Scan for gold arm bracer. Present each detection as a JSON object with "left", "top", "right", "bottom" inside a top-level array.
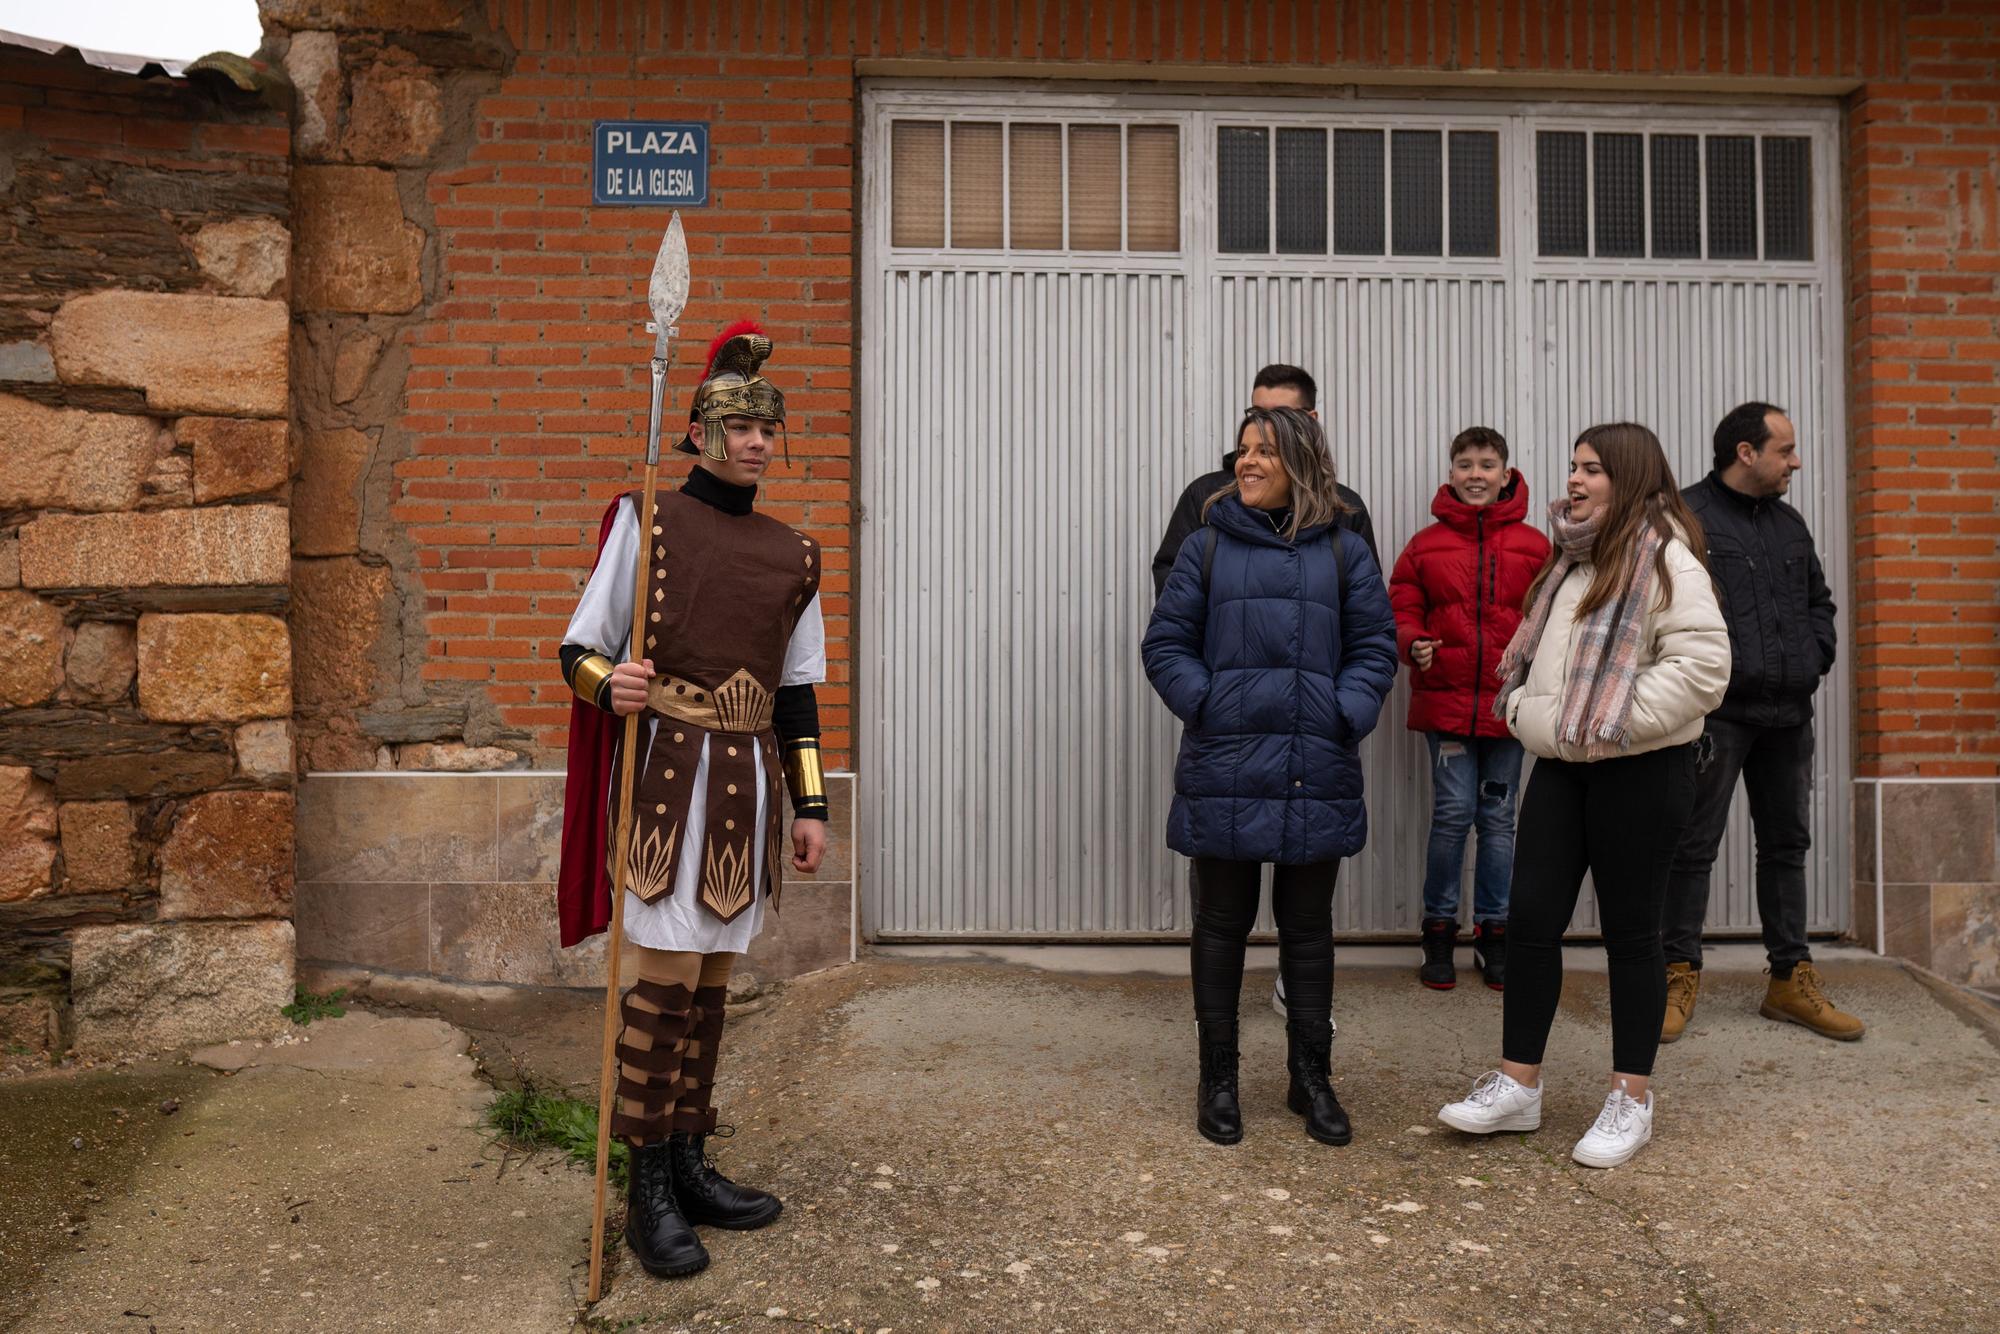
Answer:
[
  {"left": 782, "top": 738, "right": 828, "bottom": 820},
  {"left": 567, "top": 651, "right": 616, "bottom": 709}
]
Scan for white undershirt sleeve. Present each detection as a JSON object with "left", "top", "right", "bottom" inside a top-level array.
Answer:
[
  {"left": 781, "top": 593, "right": 827, "bottom": 687},
  {"left": 563, "top": 497, "right": 639, "bottom": 662}
]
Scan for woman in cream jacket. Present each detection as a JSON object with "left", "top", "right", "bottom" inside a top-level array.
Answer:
[{"left": 1438, "top": 422, "right": 1729, "bottom": 1169}]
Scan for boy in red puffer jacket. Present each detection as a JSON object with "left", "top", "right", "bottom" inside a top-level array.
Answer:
[{"left": 1389, "top": 427, "right": 1552, "bottom": 992}]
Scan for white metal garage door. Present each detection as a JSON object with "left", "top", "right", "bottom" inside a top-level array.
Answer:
[{"left": 859, "top": 88, "right": 1847, "bottom": 939}]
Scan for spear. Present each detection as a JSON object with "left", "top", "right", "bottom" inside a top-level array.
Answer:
[{"left": 588, "top": 212, "right": 689, "bottom": 1303}]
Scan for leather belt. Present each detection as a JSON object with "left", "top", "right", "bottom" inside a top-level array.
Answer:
[{"left": 645, "top": 669, "right": 774, "bottom": 734}]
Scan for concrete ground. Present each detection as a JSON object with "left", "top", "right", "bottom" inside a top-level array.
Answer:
[{"left": 2, "top": 944, "right": 1997, "bottom": 1333}]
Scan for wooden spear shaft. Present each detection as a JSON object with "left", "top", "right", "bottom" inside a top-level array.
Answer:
[{"left": 586, "top": 349, "right": 669, "bottom": 1303}]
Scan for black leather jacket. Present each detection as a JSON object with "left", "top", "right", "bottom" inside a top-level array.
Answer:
[{"left": 1683, "top": 472, "right": 1836, "bottom": 728}]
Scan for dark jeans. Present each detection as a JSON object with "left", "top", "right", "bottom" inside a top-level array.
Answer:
[
  {"left": 1663, "top": 716, "right": 1814, "bottom": 974},
  {"left": 1190, "top": 858, "right": 1339, "bottom": 1033},
  {"left": 1502, "top": 744, "right": 1697, "bottom": 1079},
  {"left": 1420, "top": 732, "right": 1526, "bottom": 925}
]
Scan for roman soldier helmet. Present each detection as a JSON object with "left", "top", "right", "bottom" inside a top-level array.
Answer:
[{"left": 677, "top": 318, "right": 785, "bottom": 462}]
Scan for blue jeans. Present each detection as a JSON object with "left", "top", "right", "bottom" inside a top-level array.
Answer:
[{"left": 1420, "top": 732, "right": 1525, "bottom": 926}]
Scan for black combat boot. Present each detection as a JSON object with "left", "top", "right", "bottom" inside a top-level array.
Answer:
[
  {"left": 624, "top": 1142, "right": 709, "bottom": 1278},
  {"left": 1195, "top": 1020, "right": 1243, "bottom": 1145},
  {"left": 1419, "top": 917, "right": 1459, "bottom": 990},
  {"left": 1473, "top": 922, "right": 1507, "bottom": 991},
  {"left": 1285, "top": 1022, "right": 1352, "bottom": 1146},
  {"left": 669, "top": 1131, "right": 783, "bottom": 1230}
]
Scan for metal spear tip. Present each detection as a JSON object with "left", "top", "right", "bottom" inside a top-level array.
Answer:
[{"left": 648, "top": 212, "right": 690, "bottom": 356}]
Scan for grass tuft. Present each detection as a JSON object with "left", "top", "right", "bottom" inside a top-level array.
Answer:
[{"left": 485, "top": 1080, "right": 629, "bottom": 1189}]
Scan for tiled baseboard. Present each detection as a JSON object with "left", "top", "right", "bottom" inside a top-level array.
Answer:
[
  {"left": 294, "top": 771, "right": 855, "bottom": 985},
  {"left": 1853, "top": 779, "right": 2000, "bottom": 990}
]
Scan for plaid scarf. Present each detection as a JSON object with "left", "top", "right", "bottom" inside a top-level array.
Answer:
[{"left": 1493, "top": 499, "right": 1666, "bottom": 755}]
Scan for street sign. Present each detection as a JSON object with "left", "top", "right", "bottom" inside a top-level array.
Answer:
[{"left": 592, "top": 121, "right": 709, "bottom": 207}]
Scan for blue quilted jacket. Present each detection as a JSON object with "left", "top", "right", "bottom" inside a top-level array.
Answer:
[{"left": 1142, "top": 495, "right": 1399, "bottom": 865}]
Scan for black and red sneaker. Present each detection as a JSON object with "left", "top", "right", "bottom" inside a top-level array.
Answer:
[
  {"left": 1419, "top": 917, "right": 1458, "bottom": 990},
  {"left": 1473, "top": 922, "right": 1506, "bottom": 991}
]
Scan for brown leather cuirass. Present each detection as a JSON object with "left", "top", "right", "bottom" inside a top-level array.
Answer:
[{"left": 614, "top": 490, "right": 820, "bottom": 922}]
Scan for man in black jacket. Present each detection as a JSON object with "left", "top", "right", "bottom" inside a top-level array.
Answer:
[
  {"left": 1150, "top": 364, "right": 1377, "bottom": 601},
  {"left": 1660, "top": 402, "right": 1863, "bottom": 1044},
  {"left": 1151, "top": 364, "right": 1378, "bottom": 1024}
]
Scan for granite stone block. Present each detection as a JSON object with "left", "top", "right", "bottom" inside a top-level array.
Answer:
[
  {"left": 1879, "top": 783, "right": 1999, "bottom": 885},
  {"left": 495, "top": 774, "right": 564, "bottom": 882},
  {"left": 296, "top": 774, "right": 496, "bottom": 883},
  {"left": 294, "top": 880, "right": 428, "bottom": 973}
]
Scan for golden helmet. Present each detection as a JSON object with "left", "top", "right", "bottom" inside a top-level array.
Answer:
[{"left": 677, "top": 319, "right": 785, "bottom": 462}]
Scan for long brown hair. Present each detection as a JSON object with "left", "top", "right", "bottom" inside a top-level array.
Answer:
[
  {"left": 1522, "top": 422, "right": 1708, "bottom": 616},
  {"left": 1201, "top": 406, "right": 1351, "bottom": 542}
]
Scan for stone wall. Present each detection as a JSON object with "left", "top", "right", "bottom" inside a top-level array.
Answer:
[
  {"left": 266, "top": 2, "right": 516, "bottom": 775},
  {"left": 0, "top": 46, "right": 299, "bottom": 1056},
  {"left": 292, "top": 771, "right": 855, "bottom": 986}
]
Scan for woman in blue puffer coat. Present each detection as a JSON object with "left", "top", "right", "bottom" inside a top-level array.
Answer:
[{"left": 1142, "top": 406, "right": 1399, "bottom": 1149}]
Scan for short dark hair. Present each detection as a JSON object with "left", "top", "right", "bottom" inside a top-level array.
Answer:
[
  {"left": 1451, "top": 426, "right": 1508, "bottom": 464},
  {"left": 1713, "top": 401, "right": 1785, "bottom": 472},
  {"left": 1252, "top": 363, "right": 1317, "bottom": 411}
]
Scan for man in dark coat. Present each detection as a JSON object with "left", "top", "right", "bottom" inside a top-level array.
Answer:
[
  {"left": 1660, "top": 402, "right": 1862, "bottom": 1044},
  {"left": 1150, "top": 364, "right": 1377, "bottom": 601}
]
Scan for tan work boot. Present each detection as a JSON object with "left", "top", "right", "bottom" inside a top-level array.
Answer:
[
  {"left": 1760, "top": 961, "right": 1866, "bottom": 1041},
  {"left": 1660, "top": 962, "right": 1700, "bottom": 1043}
]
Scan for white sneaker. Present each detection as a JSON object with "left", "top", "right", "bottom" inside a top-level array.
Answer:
[
  {"left": 1437, "top": 1071, "right": 1543, "bottom": 1135},
  {"left": 1571, "top": 1087, "right": 1653, "bottom": 1168},
  {"left": 1270, "top": 976, "right": 1336, "bottom": 1039}
]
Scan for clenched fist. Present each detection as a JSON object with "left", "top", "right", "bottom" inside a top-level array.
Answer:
[{"left": 609, "top": 659, "right": 653, "bottom": 715}]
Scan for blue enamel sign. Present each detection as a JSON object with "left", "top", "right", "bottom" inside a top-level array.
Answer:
[{"left": 593, "top": 121, "right": 709, "bottom": 207}]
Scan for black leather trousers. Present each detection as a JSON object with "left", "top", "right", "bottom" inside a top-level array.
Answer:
[{"left": 1189, "top": 858, "right": 1339, "bottom": 1030}]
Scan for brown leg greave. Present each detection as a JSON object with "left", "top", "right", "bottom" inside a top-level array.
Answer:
[
  {"left": 611, "top": 978, "right": 694, "bottom": 1147},
  {"left": 669, "top": 984, "right": 727, "bottom": 1136}
]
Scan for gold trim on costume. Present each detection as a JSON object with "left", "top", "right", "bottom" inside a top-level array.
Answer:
[
  {"left": 699, "top": 836, "right": 755, "bottom": 920},
  {"left": 625, "top": 820, "right": 681, "bottom": 904}
]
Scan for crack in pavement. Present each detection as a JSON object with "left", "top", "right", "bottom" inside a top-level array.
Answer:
[{"left": 1521, "top": 1134, "right": 1720, "bottom": 1332}]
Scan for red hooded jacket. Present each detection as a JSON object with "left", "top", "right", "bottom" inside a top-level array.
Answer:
[{"left": 1388, "top": 471, "right": 1552, "bottom": 738}]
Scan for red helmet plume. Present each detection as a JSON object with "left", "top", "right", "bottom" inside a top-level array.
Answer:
[{"left": 703, "top": 319, "right": 766, "bottom": 379}]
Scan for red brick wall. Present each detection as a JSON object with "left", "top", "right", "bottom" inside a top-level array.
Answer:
[
  {"left": 1847, "top": 0, "right": 2000, "bottom": 776},
  {"left": 386, "top": 0, "right": 1991, "bottom": 776}
]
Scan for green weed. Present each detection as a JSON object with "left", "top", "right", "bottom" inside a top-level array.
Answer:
[
  {"left": 281, "top": 985, "right": 348, "bottom": 1026},
  {"left": 486, "top": 1081, "right": 628, "bottom": 1189}
]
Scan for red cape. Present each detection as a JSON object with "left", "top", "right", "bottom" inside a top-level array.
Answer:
[{"left": 557, "top": 494, "right": 630, "bottom": 948}]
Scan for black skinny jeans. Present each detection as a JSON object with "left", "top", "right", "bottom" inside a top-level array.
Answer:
[
  {"left": 1502, "top": 744, "right": 1698, "bottom": 1078},
  {"left": 1663, "top": 716, "right": 1815, "bottom": 974},
  {"left": 1190, "top": 858, "right": 1339, "bottom": 1033}
]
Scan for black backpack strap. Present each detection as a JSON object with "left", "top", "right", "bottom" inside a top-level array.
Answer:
[
  {"left": 1201, "top": 525, "right": 1219, "bottom": 598},
  {"left": 1330, "top": 526, "right": 1343, "bottom": 615}
]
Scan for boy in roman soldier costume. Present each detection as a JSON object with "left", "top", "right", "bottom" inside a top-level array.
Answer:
[{"left": 556, "top": 320, "right": 828, "bottom": 1279}]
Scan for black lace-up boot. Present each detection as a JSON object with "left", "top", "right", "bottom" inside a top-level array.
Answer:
[
  {"left": 669, "top": 1130, "right": 783, "bottom": 1230},
  {"left": 1419, "top": 917, "right": 1459, "bottom": 990},
  {"left": 624, "top": 1142, "right": 709, "bottom": 1278},
  {"left": 1196, "top": 1020, "right": 1242, "bottom": 1145},
  {"left": 1285, "top": 1022, "right": 1352, "bottom": 1146},
  {"left": 1473, "top": 922, "right": 1507, "bottom": 991}
]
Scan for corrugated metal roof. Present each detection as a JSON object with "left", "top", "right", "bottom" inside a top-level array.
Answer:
[
  {"left": 0, "top": 1, "right": 260, "bottom": 79},
  {"left": 0, "top": 29, "right": 195, "bottom": 77}
]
